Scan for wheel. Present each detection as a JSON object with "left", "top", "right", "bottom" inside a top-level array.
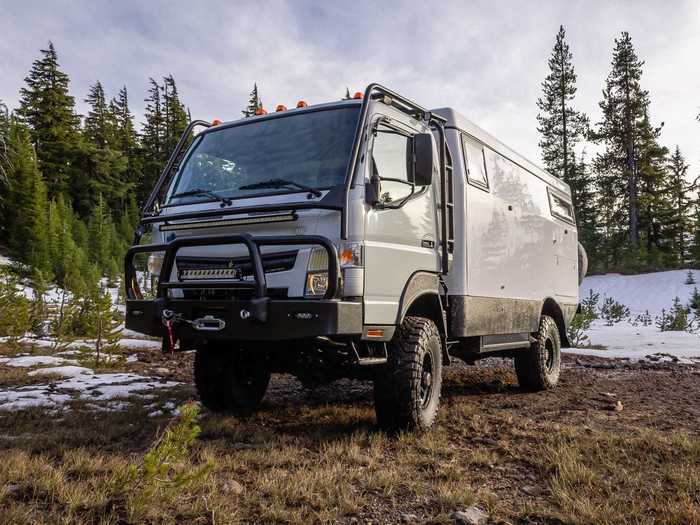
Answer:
[
  {"left": 514, "top": 315, "right": 561, "bottom": 391},
  {"left": 373, "top": 316, "right": 443, "bottom": 431},
  {"left": 194, "top": 340, "right": 271, "bottom": 415}
]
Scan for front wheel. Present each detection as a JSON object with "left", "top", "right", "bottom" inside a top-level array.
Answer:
[
  {"left": 514, "top": 315, "right": 561, "bottom": 391},
  {"left": 374, "top": 316, "right": 443, "bottom": 432},
  {"left": 194, "top": 341, "right": 271, "bottom": 416}
]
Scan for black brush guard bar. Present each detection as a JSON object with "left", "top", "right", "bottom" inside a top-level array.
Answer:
[{"left": 125, "top": 233, "right": 340, "bottom": 323}]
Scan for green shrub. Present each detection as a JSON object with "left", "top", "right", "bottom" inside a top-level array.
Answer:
[
  {"left": 567, "top": 310, "right": 596, "bottom": 347},
  {"left": 580, "top": 289, "right": 600, "bottom": 318},
  {"left": 0, "top": 268, "right": 32, "bottom": 347},
  {"left": 689, "top": 287, "right": 700, "bottom": 314},
  {"left": 632, "top": 310, "right": 653, "bottom": 327},
  {"left": 655, "top": 297, "right": 693, "bottom": 332},
  {"left": 117, "top": 402, "right": 212, "bottom": 522},
  {"left": 599, "top": 297, "right": 630, "bottom": 326}
]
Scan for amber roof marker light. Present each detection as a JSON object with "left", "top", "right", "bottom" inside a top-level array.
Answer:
[
  {"left": 254, "top": 107, "right": 268, "bottom": 116},
  {"left": 211, "top": 119, "right": 222, "bottom": 126},
  {"left": 353, "top": 92, "right": 363, "bottom": 99},
  {"left": 276, "top": 104, "right": 287, "bottom": 112},
  {"left": 296, "top": 100, "right": 308, "bottom": 108}
]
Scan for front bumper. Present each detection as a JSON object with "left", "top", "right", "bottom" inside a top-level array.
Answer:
[
  {"left": 124, "top": 232, "right": 362, "bottom": 341},
  {"left": 126, "top": 298, "right": 362, "bottom": 341}
]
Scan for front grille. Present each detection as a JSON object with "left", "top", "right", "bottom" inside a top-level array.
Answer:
[
  {"left": 176, "top": 250, "right": 298, "bottom": 281},
  {"left": 182, "top": 287, "right": 289, "bottom": 300}
]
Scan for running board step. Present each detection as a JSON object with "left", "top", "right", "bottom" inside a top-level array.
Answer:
[{"left": 480, "top": 333, "right": 532, "bottom": 352}]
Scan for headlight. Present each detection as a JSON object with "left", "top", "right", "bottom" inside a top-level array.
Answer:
[
  {"left": 305, "top": 271, "right": 329, "bottom": 297},
  {"left": 305, "top": 247, "right": 329, "bottom": 297},
  {"left": 147, "top": 252, "right": 165, "bottom": 277}
]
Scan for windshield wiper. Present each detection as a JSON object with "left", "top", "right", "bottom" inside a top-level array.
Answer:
[
  {"left": 238, "top": 178, "right": 322, "bottom": 197},
  {"left": 170, "top": 188, "right": 233, "bottom": 206}
]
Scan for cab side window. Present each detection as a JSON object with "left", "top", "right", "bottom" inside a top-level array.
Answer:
[
  {"left": 372, "top": 124, "right": 414, "bottom": 203},
  {"left": 461, "top": 135, "right": 489, "bottom": 190}
]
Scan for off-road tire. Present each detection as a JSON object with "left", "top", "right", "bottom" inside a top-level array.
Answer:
[
  {"left": 514, "top": 315, "right": 561, "bottom": 391},
  {"left": 373, "top": 316, "right": 443, "bottom": 432},
  {"left": 194, "top": 341, "right": 271, "bottom": 415}
]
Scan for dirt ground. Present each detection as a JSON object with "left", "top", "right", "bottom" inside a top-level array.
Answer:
[{"left": 0, "top": 346, "right": 698, "bottom": 524}]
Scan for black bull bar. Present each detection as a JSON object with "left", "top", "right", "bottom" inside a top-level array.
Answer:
[{"left": 124, "top": 233, "right": 362, "bottom": 341}]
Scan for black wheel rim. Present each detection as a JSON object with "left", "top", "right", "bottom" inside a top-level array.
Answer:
[
  {"left": 544, "top": 338, "right": 555, "bottom": 371},
  {"left": 420, "top": 352, "right": 433, "bottom": 408}
]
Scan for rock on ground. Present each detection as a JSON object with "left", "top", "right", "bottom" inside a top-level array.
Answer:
[{"left": 451, "top": 506, "right": 488, "bottom": 525}]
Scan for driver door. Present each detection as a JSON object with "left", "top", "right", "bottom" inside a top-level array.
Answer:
[{"left": 363, "top": 120, "right": 440, "bottom": 325}]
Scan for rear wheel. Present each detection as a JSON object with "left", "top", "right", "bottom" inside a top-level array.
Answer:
[
  {"left": 373, "top": 316, "right": 443, "bottom": 431},
  {"left": 194, "top": 341, "right": 271, "bottom": 415},
  {"left": 514, "top": 315, "right": 561, "bottom": 391}
]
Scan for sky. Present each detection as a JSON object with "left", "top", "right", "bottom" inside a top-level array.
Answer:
[{"left": 1, "top": 0, "right": 699, "bottom": 171}]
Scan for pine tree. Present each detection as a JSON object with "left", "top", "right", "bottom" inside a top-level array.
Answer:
[
  {"left": 570, "top": 153, "right": 601, "bottom": 268},
  {"left": 162, "top": 75, "right": 189, "bottom": 155},
  {"left": 592, "top": 32, "right": 651, "bottom": 250},
  {"left": 634, "top": 109, "right": 669, "bottom": 268},
  {"left": 16, "top": 42, "right": 80, "bottom": 198},
  {"left": 664, "top": 147, "right": 698, "bottom": 266},
  {"left": 140, "top": 78, "right": 165, "bottom": 203},
  {"left": 0, "top": 100, "right": 11, "bottom": 238},
  {"left": 4, "top": 120, "right": 50, "bottom": 273},
  {"left": 88, "top": 193, "right": 115, "bottom": 273},
  {"left": 242, "top": 83, "right": 262, "bottom": 116},
  {"left": 110, "top": 86, "right": 142, "bottom": 197},
  {"left": 0, "top": 99, "right": 9, "bottom": 191},
  {"left": 84, "top": 81, "right": 113, "bottom": 147},
  {"left": 536, "top": 26, "right": 588, "bottom": 184},
  {"left": 78, "top": 81, "right": 129, "bottom": 214}
]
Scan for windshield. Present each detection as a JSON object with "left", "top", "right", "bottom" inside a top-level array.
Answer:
[{"left": 165, "top": 106, "right": 359, "bottom": 206}]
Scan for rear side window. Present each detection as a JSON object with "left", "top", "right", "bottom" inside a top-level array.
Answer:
[
  {"left": 461, "top": 135, "right": 489, "bottom": 190},
  {"left": 549, "top": 190, "right": 575, "bottom": 223}
]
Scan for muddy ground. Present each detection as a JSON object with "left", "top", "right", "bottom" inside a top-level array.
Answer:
[{"left": 1, "top": 347, "right": 699, "bottom": 524}]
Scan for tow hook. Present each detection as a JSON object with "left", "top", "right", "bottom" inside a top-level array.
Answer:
[{"left": 161, "top": 309, "right": 176, "bottom": 355}]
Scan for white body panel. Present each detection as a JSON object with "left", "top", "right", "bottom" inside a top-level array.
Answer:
[{"left": 433, "top": 107, "right": 579, "bottom": 330}]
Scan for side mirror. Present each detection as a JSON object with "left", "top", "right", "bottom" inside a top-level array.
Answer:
[
  {"left": 365, "top": 173, "right": 381, "bottom": 205},
  {"left": 413, "top": 133, "right": 434, "bottom": 186}
]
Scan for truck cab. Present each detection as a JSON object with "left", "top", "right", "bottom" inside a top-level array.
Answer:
[{"left": 125, "top": 84, "right": 583, "bottom": 431}]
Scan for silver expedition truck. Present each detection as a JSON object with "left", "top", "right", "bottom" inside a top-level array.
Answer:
[{"left": 125, "top": 84, "right": 586, "bottom": 431}]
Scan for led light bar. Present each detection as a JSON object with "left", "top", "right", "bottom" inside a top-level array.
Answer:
[
  {"left": 179, "top": 268, "right": 242, "bottom": 281},
  {"left": 159, "top": 211, "right": 297, "bottom": 232}
]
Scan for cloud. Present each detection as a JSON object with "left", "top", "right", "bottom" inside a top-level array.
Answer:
[{"left": 1, "top": 0, "right": 698, "bottom": 168}]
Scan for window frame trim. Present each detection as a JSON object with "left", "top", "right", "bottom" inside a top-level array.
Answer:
[
  {"left": 368, "top": 116, "right": 428, "bottom": 209},
  {"left": 460, "top": 133, "right": 490, "bottom": 193},
  {"left": 547, "top": 186, "right": 576, "bottom": 225}
]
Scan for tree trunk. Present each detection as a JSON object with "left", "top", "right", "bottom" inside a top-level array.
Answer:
[{"left": 624, "top": 73, "right": 638, "bottom": 247}]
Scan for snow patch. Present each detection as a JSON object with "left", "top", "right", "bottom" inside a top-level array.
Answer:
[
  {"left": 0, "top": 371, "right": 181, "bottom": 411},
  {"left": 0, "top": 355, "right": 77, "bottom": 367},
  {"left": 570, "top": 270, "right": 700, "bottom": 361},
  {"left": 28, "top": 366, "right": 94, "bottom": 378},
  {"left": 581, "top": 269, "right": 699, "bottom": 316}
]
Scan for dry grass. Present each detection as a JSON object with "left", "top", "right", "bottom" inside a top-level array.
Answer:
[{"left": 0, "top": 346, "right": 699, "bottom": 524}]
